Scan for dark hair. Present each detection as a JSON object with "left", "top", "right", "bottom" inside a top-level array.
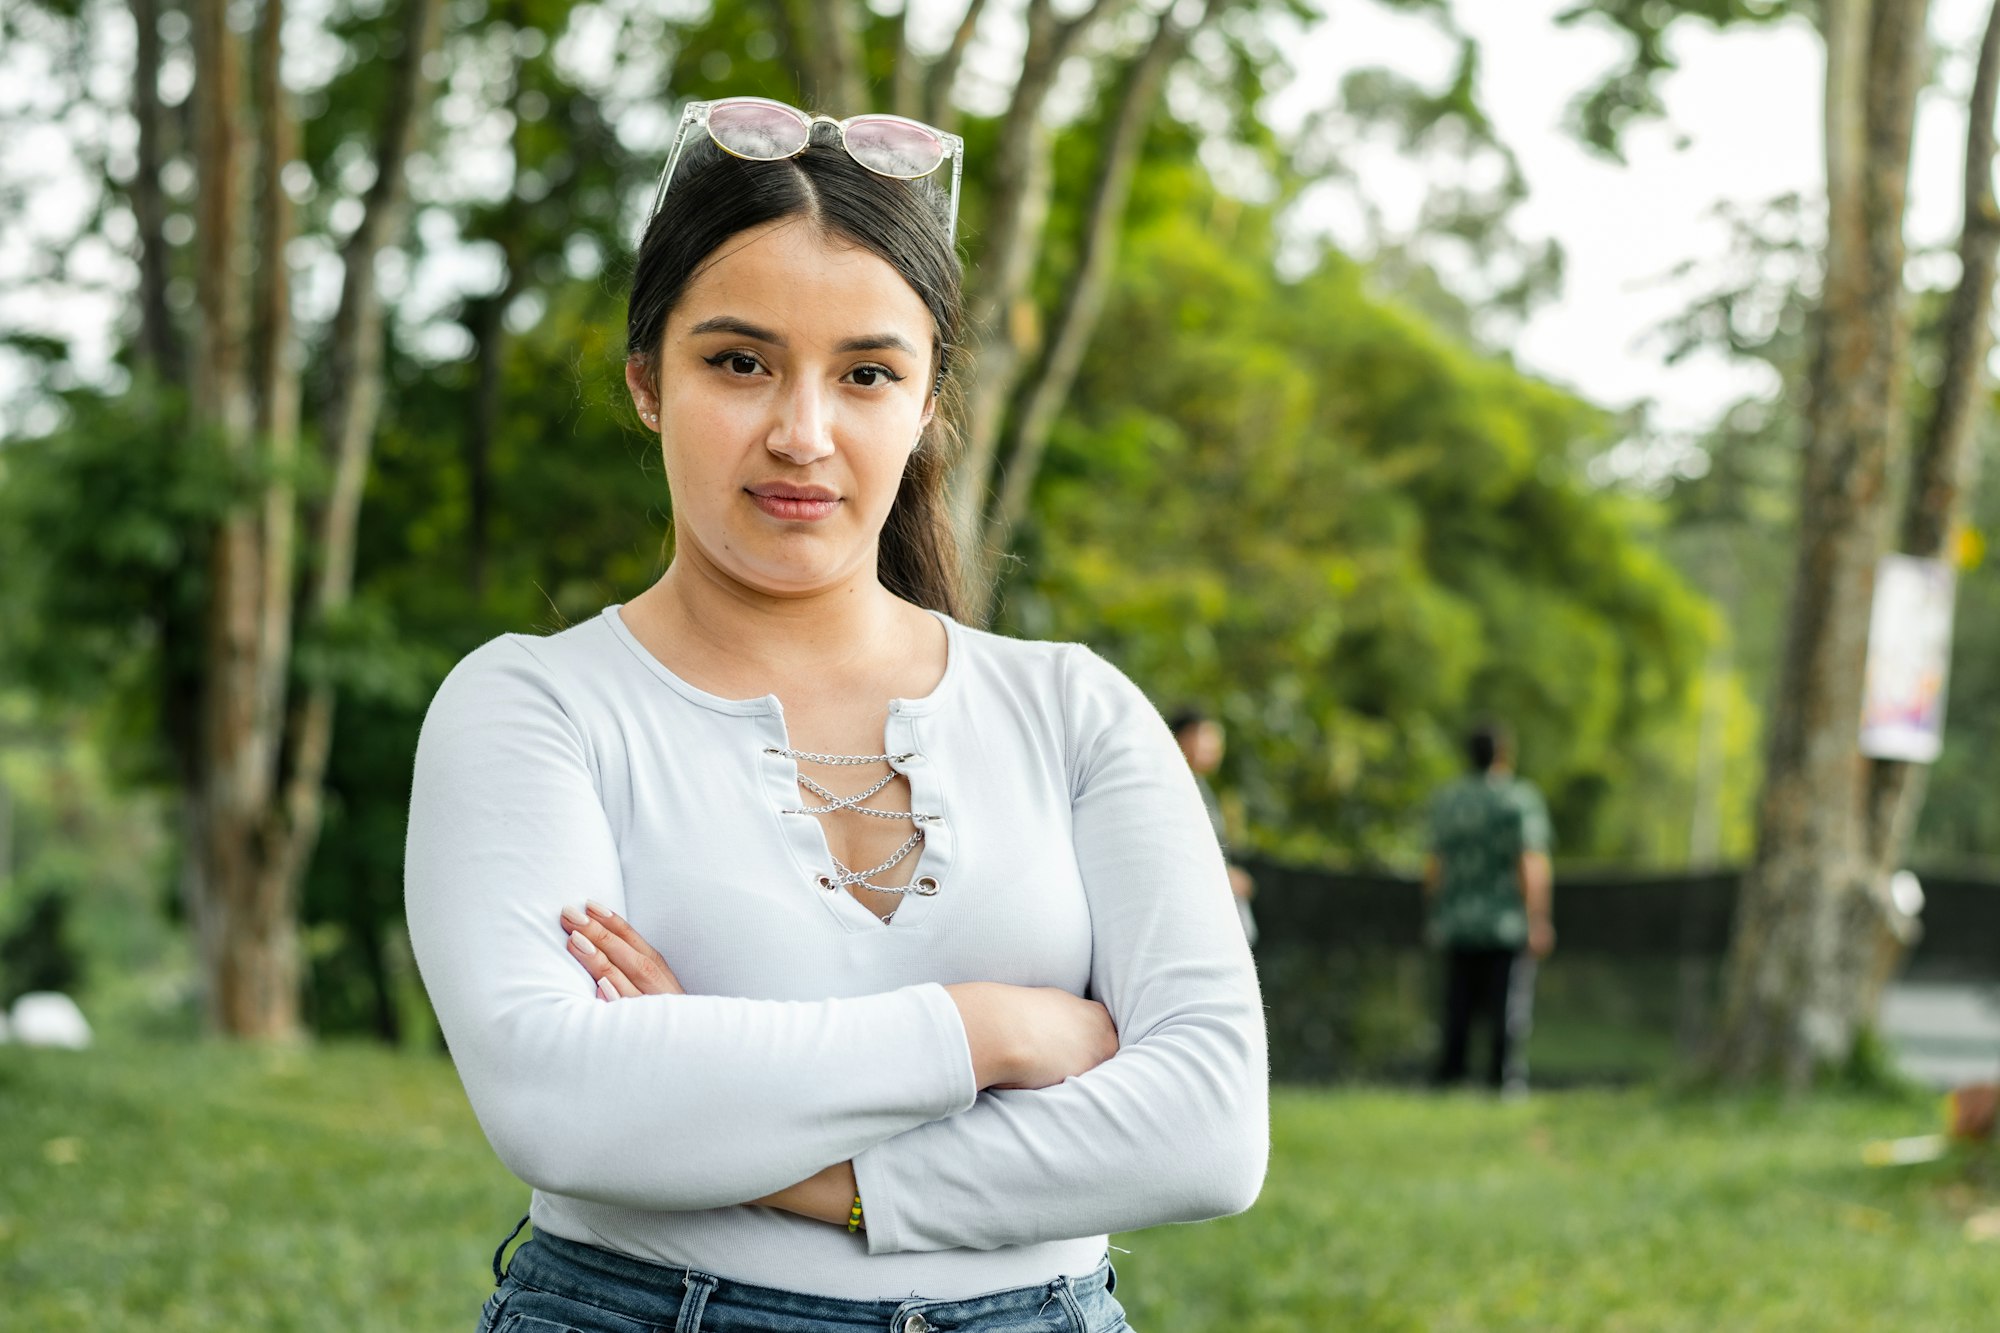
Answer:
[
  {"left": 1468, "top": 721, "right": 1513, "bottom": 773},
  {"left": 1167, "top": 707, "right": 1212, "bottom": 738},
  {"left": 626, "top": 130, "right": 965, "bottom": 617}
]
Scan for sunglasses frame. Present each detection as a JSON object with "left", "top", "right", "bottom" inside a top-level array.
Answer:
[{"left": 646, "top": 96, "right": 965, "bottom": 246}]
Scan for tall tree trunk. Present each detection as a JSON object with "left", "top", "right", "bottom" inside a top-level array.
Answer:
[
  {"left": 191, "top": 0, "right": 293, "bottom": 1036},
  {"left": 788, "top": 0, "right": 866, "bottom": 110},
  {"left": 973, "top": 3, "right": 1213, "bottom": 606},
  {"left": 890, "top": 0, "right": 920, "bottom": 120},
  {"left": 1849, "top": 0, "right": 2000, "bottom": 1011},
  {"left": 1711, "top": 0, "right": 1930, "bottom": 1087},
  {"left": 465, "top": 288, "right": 509, "bottom": 597},
  {"left": 922, "top": 0, "right": 990, "bottom": 129},
  {"left": 463, "top": 24, "right": 528, "bottom": 599},
  {"left": 946, "top": 0, "right": 1132, "bottom": 596},
  {"left": 129, "top": 0, "right": 184, "bottom": 383},
  {"left": 178, "top": 0, "right": 442, "bottom": 1037},
  {"left": 252, "top": 0, "right": 301, "bottom": 843},
  {"left": 277, "top": 0, "right": 445, "bottom": 926}
]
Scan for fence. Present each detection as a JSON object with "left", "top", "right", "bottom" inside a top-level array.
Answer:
[{"left": 1243, "top": 858, "right": 2000, "bottom": 1084}]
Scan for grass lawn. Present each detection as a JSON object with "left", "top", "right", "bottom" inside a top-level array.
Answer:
[{"left": 1, "top": 1040, "right": 1995, "bottom": 1331}]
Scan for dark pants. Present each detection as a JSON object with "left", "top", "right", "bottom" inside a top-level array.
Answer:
[{"left": 1435, "top": 946, "right": 1536, "bottom": 1090}]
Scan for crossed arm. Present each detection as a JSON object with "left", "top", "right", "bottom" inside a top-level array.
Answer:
[
  {"left": 555, "top": 898, "right": 1121, "bottom": 1227},
  {"left": 405, "top": 639, "right": 1268, "bottom": 1254}
]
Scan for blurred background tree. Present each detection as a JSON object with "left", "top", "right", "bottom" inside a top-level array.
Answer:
[
  {"left": 1569, "top": 0, "right": 2000, "bottom": 1085},
  {"left": 0, "top": 0, "right": 1817, "bottom": 1051}
]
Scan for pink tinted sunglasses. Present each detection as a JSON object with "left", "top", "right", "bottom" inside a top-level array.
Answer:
[{"left": 648, "top": 96, "right": 965, "bottom": 245}]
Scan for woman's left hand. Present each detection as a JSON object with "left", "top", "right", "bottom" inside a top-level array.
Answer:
[{"left": 560, "top": 901, "right": 686, "bottom": 998}]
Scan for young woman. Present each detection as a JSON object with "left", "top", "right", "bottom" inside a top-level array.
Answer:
[{"left": 405, "top": 96, "right": 1267, "bottom": 1333}]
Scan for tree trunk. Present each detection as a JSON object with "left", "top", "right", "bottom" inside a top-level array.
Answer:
[
  {"left": 464, "top": 28, "right": 529, "bottom": 599},
  {"left": 191, "top": 0, "right": 296, "bottom": 1037},
  {"left": 176, "top": 0, "right": 442, "bottom": 1038},
  {"left": 922, "top": 0, "right": 991, "bottom": 129},
  {"left": 1848, "top": 0, "right": 2000, "bottom": 1018},
  {"left": 946, "top": 0, "right": 1135, "bottom": 599},
  {"left": 1710, "top": 0, "right": 1930, "bottom": 1087},
  {"left": 789, "top": 0, "right": 866, "bottom": 110},
  {"left": 890, "top": 1, "right": 920, "bottom": 121},
  {"left": 252, "top": 0, "right": 301, "bottom": 857},
  {"left": 465, "top": 288, "right": 508, "bottom": 597},
  {"left": 277, "top": 0, "right": 445, "bottom": 922},
  {"left": 129, "top": 0, "right": 184, "bottom": 383},
  {"left": 973, "top": 3, "right": 1213, "bottom": 607}
]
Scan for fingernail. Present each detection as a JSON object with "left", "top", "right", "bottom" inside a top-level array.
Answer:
[
  {"left": 569, "top": 931, "right": 596, "bottom": 956},
  {"left": 597, "top": 977, "right": 618, "bottom": 1002},
  {"left": 561, "top": 904, "right": 588, "bottom": 928},
  {"left": 586, "top": 899, "right": 613, "bottom": 918}
]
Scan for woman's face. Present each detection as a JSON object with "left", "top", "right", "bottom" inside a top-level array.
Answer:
[{"left": 627, "top": 218, "right": 937, "bottom": 599}]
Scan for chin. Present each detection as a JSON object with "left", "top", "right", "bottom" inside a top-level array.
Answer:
[{"left": 727, "top": 550, "right": 868, "bottom": 596}]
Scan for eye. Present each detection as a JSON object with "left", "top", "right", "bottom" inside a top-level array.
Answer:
[
  {"left": 845, "top": 364, "right": 904, "bottom": 388},
  {"left": 704, "top": 350, "right": 766, "bottom": 376}
]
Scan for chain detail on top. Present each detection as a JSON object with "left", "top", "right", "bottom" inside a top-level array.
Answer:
[
  {"left": 766, "top": 746, "right": 916, "bottom": 768},
  {"left": 767, "top": 745, "right": 943, "bottom": 903}
]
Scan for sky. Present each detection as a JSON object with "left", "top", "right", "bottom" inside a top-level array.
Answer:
[
  {"left": 2, "top": 0, "right": 1996, "bottom": 447},
  {"left": 1269, "top": 0, "right": 1992, "bottom": 439}
]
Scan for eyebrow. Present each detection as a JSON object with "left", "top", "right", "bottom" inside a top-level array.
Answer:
[{"left": 686, "top": 315, "right": 918, "bottom": 358}]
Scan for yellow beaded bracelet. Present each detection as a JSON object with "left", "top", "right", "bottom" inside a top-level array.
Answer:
[{"left": 847, "top": 1193, "right": 864, "bottom": 1233}]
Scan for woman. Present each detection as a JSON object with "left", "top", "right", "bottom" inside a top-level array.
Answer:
[{"left": 406, "top": 96, "right": 1267, "bottom": 1333}]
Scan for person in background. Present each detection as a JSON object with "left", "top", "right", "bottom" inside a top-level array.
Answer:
[
  {"left": 1423, "top": 721, "right": 1553, "bottom": 1092},
  {"left": 1171, "top": 708, "right": 1258, "bottom": 946}
]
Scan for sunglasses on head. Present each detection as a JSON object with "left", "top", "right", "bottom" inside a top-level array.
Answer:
[{"left": 647, "top": 96, "right": 966, "bottom": 245}]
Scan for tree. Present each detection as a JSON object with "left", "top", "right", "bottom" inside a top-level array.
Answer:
[
  {"left": 6, "top": 0, "right": 1299, "bottom": 1035},
  {"left": 728, "top": 0, "right": 1294, "bottom": 612},
  {"left": 1, "top": 0, "right": 1709, "bottom": 1042},
  {"left": 1005, "top": 150, "right": 1715, "bottom": 867},
  {"left": 1571, "top": 0, "right": 2000, "bottom": 1083},
  {"left": 1, "top": 0, "right": 446, "bottom": 1038}
]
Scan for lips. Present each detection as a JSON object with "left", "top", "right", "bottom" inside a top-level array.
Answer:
[{"left": 746, "top": 482, "right": 841, "bottom": 522}]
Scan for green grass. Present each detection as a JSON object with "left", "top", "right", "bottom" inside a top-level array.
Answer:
[{"left": 1, "top": 1041, "right": 1995, "bottom": 1331}]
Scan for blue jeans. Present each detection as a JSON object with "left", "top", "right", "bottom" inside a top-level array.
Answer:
[{"left": 476, "top": 1216, "right": 1133, "bottom": 1333}]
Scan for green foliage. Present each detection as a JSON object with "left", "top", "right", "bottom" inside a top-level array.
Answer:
[
  {"left": 1004, "top": 163, "right": 1716, "bottom": 867},
  {"left": 0, "top": 0, "right": 1738, "bottom": 1044},
  {"left": 0, "top": 698, "right": 186, "bottom": 1032},
  {"left": 1, "top": 1042, "right": 1993, "bottom": 1329},
  {"left": 0, "top": 890, "right": 81, "bottom": 1007},
  {"left": 1558, "top": 0, "right": 1807, "bottom": 158},
  {"left": 1292, "top": 15, "right": 1565, "bottom": 343},
  {"left": 0, "top": 377, "right": 244, "bottom": 787}
]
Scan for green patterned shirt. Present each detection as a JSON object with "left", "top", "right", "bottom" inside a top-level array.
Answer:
[{"left": 1424, "top": 773, "right": 1551, "bottom": 950}]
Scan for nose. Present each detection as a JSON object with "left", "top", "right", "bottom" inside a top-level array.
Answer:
[{"left": 766, "top": 377, "right": 836, "bottom": 466}]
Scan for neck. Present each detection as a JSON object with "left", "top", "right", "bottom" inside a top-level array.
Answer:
[{"left": 644, "top": 539, "right": 903, "bottom": 684}]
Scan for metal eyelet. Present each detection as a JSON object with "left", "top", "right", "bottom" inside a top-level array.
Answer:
[
  {"left": 912, "top": 876, "right": 941, "bottom": 896},
  {"left": 815, "top": 875, "right": 835, "bottom": 892}
]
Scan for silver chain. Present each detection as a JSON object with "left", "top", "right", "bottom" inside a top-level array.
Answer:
[
  {"left": 784, "top": 773, "right": 919, "bottom": 821},
  {"left": 768, "top": 745, "right": 943, "bottom": 901},
  {"left": 821, "top": 832, "right": 931, "bottom": 892},
  {"left": 766, "top": 745, "right": 915, "bottom": 767}
]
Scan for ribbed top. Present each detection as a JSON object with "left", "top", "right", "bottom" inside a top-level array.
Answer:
[{"left": 404, "top": 605, "right": 1269, "bottom": 1300}]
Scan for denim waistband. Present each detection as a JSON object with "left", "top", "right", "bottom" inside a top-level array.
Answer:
[{"left": 498, "top": 1224, "right": 1117, "bottom": 1333}]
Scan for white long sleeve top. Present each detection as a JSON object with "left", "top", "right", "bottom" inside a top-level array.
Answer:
[{"left": 404, "top": 604, "right": 1268, "bottom": 1301}]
